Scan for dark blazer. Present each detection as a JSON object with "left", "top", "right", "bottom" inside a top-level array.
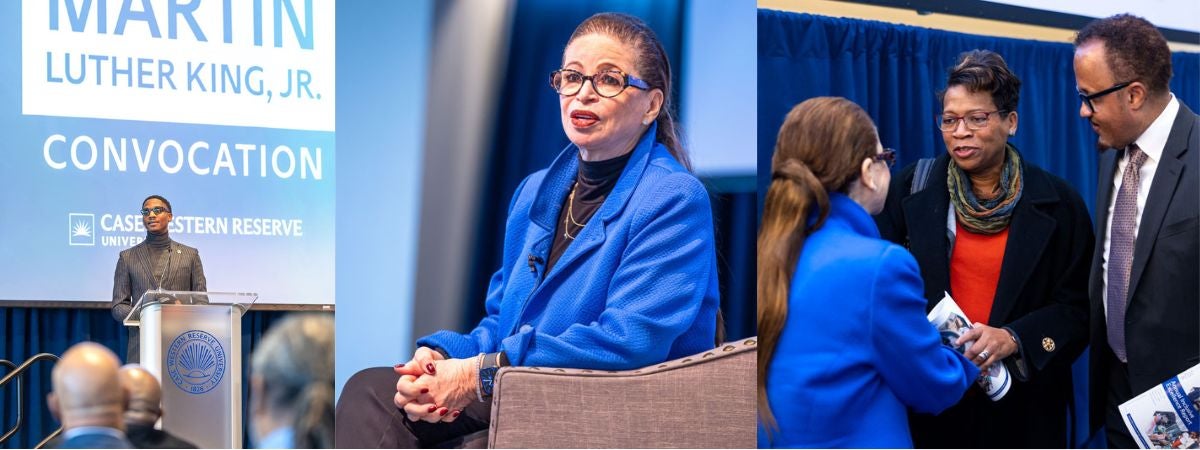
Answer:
[
  {"left": 126, "top": 424, "right": 198, "bottom": 449},
  {"left": 111, "top": 237, "right": 206, "bottom": 363},
  {"left": 875, "top": 151, "right": 1094, "bottom": 447},
  {"left": 1088, "top": 102, "right": 1200, "bottom": 433}
]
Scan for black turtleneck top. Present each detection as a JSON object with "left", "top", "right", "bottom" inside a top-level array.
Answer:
[
  {"left": 145, "top": 232, "right": 173, "bottom": 285},
  {"left": 547, "top": 151, "right": 632, "bottom": 273}
]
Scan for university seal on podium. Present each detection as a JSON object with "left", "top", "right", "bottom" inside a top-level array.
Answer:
[{"left": 167, "top": 330, "right": 227, "bottom": 395}]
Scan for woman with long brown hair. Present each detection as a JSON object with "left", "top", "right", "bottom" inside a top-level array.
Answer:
[{"left": 758, "top": 97, "right": 977, "bottom": 448}]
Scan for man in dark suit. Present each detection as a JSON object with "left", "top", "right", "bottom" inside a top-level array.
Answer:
[
  {"left": 1074, "top": 14, "right": 1200, "bottom": 448},
  {"left": 118, "top": 365, "right": 198, "bottom": 449},
  {"left": 46, "top": 342, "right": 134, "bottom": 449},
  {"left": 111, "top": 195, "right": 207, "bottom": 363}
]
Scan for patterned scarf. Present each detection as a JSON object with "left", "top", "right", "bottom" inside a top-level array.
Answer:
[{"left": 947, "top": 144, "right": 1023, "bottom": 235}]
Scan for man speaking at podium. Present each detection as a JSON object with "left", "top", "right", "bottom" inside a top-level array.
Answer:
[{"left": 110, "top": 195, "right": 207, "bottom": 363}]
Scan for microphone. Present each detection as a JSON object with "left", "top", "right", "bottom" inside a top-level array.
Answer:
[
  {"left": 527, "top": 254, "right": 543, "bottom": 274},
  {"left": 155, "top": 245, "right": 175, "bottom": 291}
]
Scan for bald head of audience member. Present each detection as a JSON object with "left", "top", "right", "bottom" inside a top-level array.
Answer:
[
  {"left": 48, "top": 342, "right": 126, "bottom": 431},
  {"left": 118, "top": 365, "right": 162, "bottom": 427}
]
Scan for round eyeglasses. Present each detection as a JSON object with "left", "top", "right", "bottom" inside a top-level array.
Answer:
[
  {"left": 550, "top": 69, "right": 650, "bottom": 98},
  {"left": 937, "top": 110, "right": 1009, "bottom": 131}
]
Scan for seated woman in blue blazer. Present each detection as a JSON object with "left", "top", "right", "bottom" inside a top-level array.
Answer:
[
  {"left": 757, "top": 97, "right": 978, "bottom": 448},
  {"left": 335, "top": 13, "right": 720, "bottom": 448}
]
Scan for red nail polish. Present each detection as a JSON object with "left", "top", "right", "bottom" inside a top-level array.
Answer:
[
  {"left": 427, "top": 405, "right": 437, "bottom": 413},
  {"left": 451, "top": 410, "right": 461, "bottom": 418},
  {"left": 394, "top": 363, "right": 404, "bottom": 369},
  {"left": 439, "top": 408, "right": 448, "bottom": 416},
  {"left": 426, "top": 363, "right": 436, "bottom": 374},
  {"left": 420, "top": 388, "right": 429, "bottom": 394}
]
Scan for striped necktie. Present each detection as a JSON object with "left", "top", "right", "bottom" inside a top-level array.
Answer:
[{"left": 1107, "top": 144, "right": 1148, "bottom": 363}]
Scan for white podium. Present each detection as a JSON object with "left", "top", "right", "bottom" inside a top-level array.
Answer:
[{"left": 125, "top": 290, "right": 256, "bottom": 449}]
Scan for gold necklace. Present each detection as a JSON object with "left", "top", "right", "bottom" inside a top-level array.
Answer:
[{"left": 564, "top": 182, "right": 585, "bottom": 239}]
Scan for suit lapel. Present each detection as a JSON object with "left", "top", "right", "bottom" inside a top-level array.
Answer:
[
  {"left": 1127, "top": 105, "right": 1196, "bottom": 305},
  {"left": 990, "top": 164, "right": 1057, "bottom": 324},
  {"left": 163, "top": 242, "right": 178, "bottom": 287},
  {"left": 527, "top": 150, "right": 578, "bottom": 235},
  {"left": 133, "top": 242, "right": 156, "bottom": 288}
]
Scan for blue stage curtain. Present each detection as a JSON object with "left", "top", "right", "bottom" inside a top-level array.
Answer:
[
  {"left": 466, "top": 0, "right": 757, "bottom": 342},
  {"left": 1, "top": 307, "right": 291, "bottom": 448},
  {"left": 757, "top": 10, "right": 1200, "bottom": 217},
  {"left": 757, "top": 9, "right": 1200, "bottom": 448}
]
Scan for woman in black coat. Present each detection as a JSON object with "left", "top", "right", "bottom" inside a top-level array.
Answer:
[{"left": 875, "top": 49, "right": 1093, "bottom": 448}]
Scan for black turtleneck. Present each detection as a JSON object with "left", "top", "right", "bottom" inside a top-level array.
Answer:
[
  {"left": 547, "top": 151, "right": 632, "bottom": 273},
  {"left": 145, "top": 232, "right": 173, "bottom": 285}
]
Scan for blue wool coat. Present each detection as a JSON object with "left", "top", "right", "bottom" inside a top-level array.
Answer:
[
  {"left": 759, "top": 194, "right": 978, "bottom": 448},
  {"left": 418, "top": 124, "right": 719, "bottom": 369}
]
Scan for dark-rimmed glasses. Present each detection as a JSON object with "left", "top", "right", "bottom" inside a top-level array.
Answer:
[
  {"left": 1078, "top": 81, "right": 1133, "bottom": 114},
  {"left": 937, "top": 110, "right": 1009, "bottom": 131},
  {"left": 550, "top": 69, "right": 650, "bottom": 98},
  {"left": 874, "top": 148, "right": 897, "bottom": 168},
  {"left": 140, "top": 207, "right": 169, "bottom": 216}
]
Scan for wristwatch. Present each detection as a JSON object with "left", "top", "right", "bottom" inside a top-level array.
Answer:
[{"left": 477, "top": 352, "right": 507, "bottom": 400}]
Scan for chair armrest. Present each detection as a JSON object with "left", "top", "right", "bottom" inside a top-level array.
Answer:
[{"left": 487, "top": 338, "right": 757, "bottom": 449}]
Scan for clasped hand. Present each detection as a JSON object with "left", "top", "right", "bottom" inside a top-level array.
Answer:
[
  {"left": 955, "top": 323, "right": 1018, "bottom": 371},
  {"left": 392, "top": 346, "right": 478, "bottom": 423}
]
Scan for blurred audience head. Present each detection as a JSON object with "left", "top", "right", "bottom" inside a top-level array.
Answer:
[
  {"left": 118, "top": 364, "right": 162, "bottom": 426},
  {"left": 48, "top": 342, "right": 126, "bottom": 431},
  {"left": 250, "top": 314, "right": 334, "bottom": 449}
]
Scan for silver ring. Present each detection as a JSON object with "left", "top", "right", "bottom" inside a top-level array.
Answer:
[{"left": 979, "top": 350, "right": 991, "bottom": 360}]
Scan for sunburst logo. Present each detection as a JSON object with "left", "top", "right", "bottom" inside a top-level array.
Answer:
[
  {"left": 177, "top": 342, "right": 219, "bottom": 383},
  {"left": 72, "top": 221, "right": 91, "bottom": 237},
  {"left": 167, "top": 330, "right": 226, "bottom": 395},
  {"left": 68, "top": 213, "right": 95, "bottom": 246}
]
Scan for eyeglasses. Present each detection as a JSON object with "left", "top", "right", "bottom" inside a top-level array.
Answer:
[
  {"left": 937, "top": 110, "right": 1009, "bottom": 131},
  {"left": 874, "top": 148, "right": 897, "bottom": 168},
  {"left": 1078, "top": 81, "right": 1133, "bottom": 114},
  {"left": 549, "top": 69, "right": 650, "bottom": 98},
  {"left": 140, "top": 207, "right": 169, "bottom": 216}
]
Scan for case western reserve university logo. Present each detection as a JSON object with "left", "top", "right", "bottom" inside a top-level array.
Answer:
[
  {"left": 68, "top": 213, "right": 94, "bottom": 246},
  {"left": 167, "top": 330, "right": 226, "bottom": 395}
]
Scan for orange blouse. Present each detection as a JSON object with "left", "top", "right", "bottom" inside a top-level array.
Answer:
[{"left": 949, "top": 221, "right": 1009, "bottom": 324}]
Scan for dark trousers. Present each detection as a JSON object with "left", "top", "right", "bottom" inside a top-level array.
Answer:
[
  {"left": 127, "top": 328, "right": 140, "bottom": 364},
  {"left": 335, "top": 367, "right": 492, "bottom": 448},
  {"left": 1104, "top": 348, "right": 1139, "bottom": 449}
]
